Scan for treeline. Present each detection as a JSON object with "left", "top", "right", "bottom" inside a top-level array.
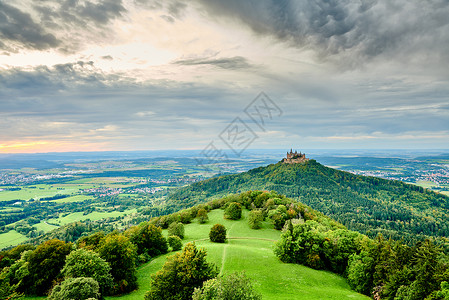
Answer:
[
  {"left": 169, "top": 160, "right": 449, "bottom": 245},
  {"left": 274, "top": 212, "right": 449, "bottom": 299}
]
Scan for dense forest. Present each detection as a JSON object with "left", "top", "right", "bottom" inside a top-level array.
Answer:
[{"left": 170, "top": 160, "right": 449, "bottom": 245}]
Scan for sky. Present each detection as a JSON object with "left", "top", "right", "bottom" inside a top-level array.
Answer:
[{"left": 0, "top": 0, "right": 448, "bottom": 153}]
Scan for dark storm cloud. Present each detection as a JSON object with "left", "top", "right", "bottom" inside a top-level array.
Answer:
[
  {"left": 0, "top": 1, "right": 60, "bottom": 51},
  {"left": 195, "top": 0, "right": 449, "bottom": 65},
  {"left": 174, "top": 56, "right": 253, "bottom": 70},
  {"left": 0, "top": 0, "right": 126, "bottom": 54},
  {"left": 34, "top": 0, "right": 126, "bottom": 27}
]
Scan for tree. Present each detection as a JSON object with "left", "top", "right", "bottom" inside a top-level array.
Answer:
[
  {"left": 62, "top": 249, "right": 113, "bottom": 297},
  {"left": 0, "top": 244, "right": 35, "bottom": 269},
  {"left": 347, "top": 251, "right": 375, "bottom": 294},
  {"left": 77, "top": 232, "right": 106, "bottom": 251},
  {"left": 192, "top": 272, "right": 261, "bottom": 300},
  {"left": 48, "top": 277, "right": 100, "bottom": 300},
  {"left": 224, "top": 202, "right": 242, "bottom": 220},
  {"left": 168, "top": 222, "right": 185, "bottom": 239},
  {"left": 22, "top": 239, "right": 72, "bottom": 295},
  {"left": 209, "top": 224, "right": 227, "bottom": 243},
  {"left": 248, "top": 210, "right": 264, "bottom": 229},
  {"left": 0, "top": 267, "right": 23, "bottom": 300},
  {"left": 98, "top": 233, "right": 137, "bottom": 294},
  {"left": 268, "top": 205, "right": 288, "bottom": 230},
  {"left": 197, "top": 208, "right": 209, "bottom": 224},
  {"left": 125, "top": 222, "right": 168, "bottom": 256},
  {"left": 167, "top": 236, "right": 183, "bottom": 251},
  {"left": 145, "top": 243, "right": 217, "bottom": 300}
]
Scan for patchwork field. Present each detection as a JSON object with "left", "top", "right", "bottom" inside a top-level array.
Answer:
[{"left": 0, "top": 184, "right": 83, "bottom": 201}]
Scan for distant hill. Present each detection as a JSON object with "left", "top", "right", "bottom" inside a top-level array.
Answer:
[{"left": 170, "top": 159, "right": 449, "bottom": 243}]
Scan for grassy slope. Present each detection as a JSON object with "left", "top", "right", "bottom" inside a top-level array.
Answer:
[
  {"left": 105, "top": 209, "right": 368, "bottom": 300},
  {"left": 0, "top": 230, "right": 28, "bottom": 249}
]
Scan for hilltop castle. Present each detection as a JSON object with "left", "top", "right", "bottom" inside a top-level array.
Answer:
[{"left": 282, "top": 149, "right": 309, "bottom": 164}]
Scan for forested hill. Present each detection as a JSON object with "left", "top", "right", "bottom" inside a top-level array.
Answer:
[{"left": 170, "top": 159, "right": 449, "bottom": 244}]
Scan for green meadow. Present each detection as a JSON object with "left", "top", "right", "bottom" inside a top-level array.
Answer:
[
  {"left": 105, "top": 209, "right": 368, "bottom": 300},
  {"left": 24, "top": 208, "right": 368, "bottom": 300},
  {"left": 0, "top": 184, "right": 83, "bottom": 201},
  {"left": 47, "top": 208, "right": 138, "bottom": 226},
  {"left": 0, "top": 230, "right": 28, "bottom": 249}
]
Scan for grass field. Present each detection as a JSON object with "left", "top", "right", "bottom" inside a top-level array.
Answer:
[
  {"left": 103, "top": 209, "right": 368, "bottom": 300},
  {"left": 50, "top": 194, "right": 94, "bottom": 203},
  {"left": 0, "top": 230, "right": 28, "bottom": 249},
  {"left": 23, "top": 209, "right": 368, "bottom": 299},
  {"left": 33, "top": 221, "right": 59, "bottom": 232},
  {"left": 0, "top": 184, "right": 82, "bottom": 201},
  {"left": 47, "top": 208, "right": 138, "bottom": 226}
]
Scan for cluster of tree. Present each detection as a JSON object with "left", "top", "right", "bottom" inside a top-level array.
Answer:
[
  {"left": 274, "top": 215, "right": 449, "bottom": 299},
  {"left": 0, "top": 221, "right": 171, "bottom": 298},
  {"left": 169, "top": 160, "right": 449, "bottom": 246},
  {"left": 145, "top": 243, "right": 261, "bottom": 300}
]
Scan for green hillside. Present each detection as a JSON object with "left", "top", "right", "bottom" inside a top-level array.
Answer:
[
  {"left": 104, "top": 209, "right": 368, "bottom": 300},
  {"left": 170, "top": 160, "right": 449, "bottom": 243}
]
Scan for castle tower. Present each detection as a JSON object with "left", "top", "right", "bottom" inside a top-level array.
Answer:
[{"left": 283, "top": 149, "right": 309, "bottom": 164}]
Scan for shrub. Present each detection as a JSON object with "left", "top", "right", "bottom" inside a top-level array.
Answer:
[
  {"left": 209, "top": 224, "right": 226, "bottom": 243},
  {"left": 168, "top": 222, "right": 185, "bottom": 239},
  {"left": 145, "top": 243, "right": 217, "bottom": 300},
  {"left": 125, "top": 222, "right": 168, "bottom": 256},
  {"left": 168, "top": 235, "right": 183, "bottom": 251},
  {"left": 248, "top": 210, "right": 264, "bottom": 229},
  {"left": 48, "top": 277, "right": 100, "bottom": 300},
  {"left": 193, "top": 272, "right": 261, "bottom": 300},
  {"left": 197, "top": 208, "right": 209, "bottom": 224},
  {"left": 224, "top": 202, "right": 242, "bottom": 220},
  {"left": 179, "top": 210, "right": 193, "bottom": 224},
  {"left": 62, "top": 249, "right": 113, "bottom": 297}
]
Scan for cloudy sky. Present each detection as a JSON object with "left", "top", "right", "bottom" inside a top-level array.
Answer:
[{"left": 0, "top": 0, "right": 448, "bottom": 153}]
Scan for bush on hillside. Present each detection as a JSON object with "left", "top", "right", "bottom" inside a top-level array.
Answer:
[
  {"left": 168, "top": 235, "right": 183, "bottom": 251},
  {"left": 168, "top": 222, "right": 185, "bottom": 239},
  {"left": 197, "top": 208, "right": 209, "bottom": 224},
  {"left": 224, "top": 202, "right": 242, "bottom": 220},
  {"left": 62, "top": 249, "right": 113, "bottom": 297},
  {"left": 192, "top": 272, "right": 261, "bottom": 300},
  {"left": 145, "top": 243, "right": 217, "bottom": 300},
  {"left": 48, "top": 277, "right": 100, "bottom": 300},
  {"left": 248, "top": 210, "right": 264, "bottom": 229},
  {"left": 209, "top": 224, "right": 227, "bottom": 243}
]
